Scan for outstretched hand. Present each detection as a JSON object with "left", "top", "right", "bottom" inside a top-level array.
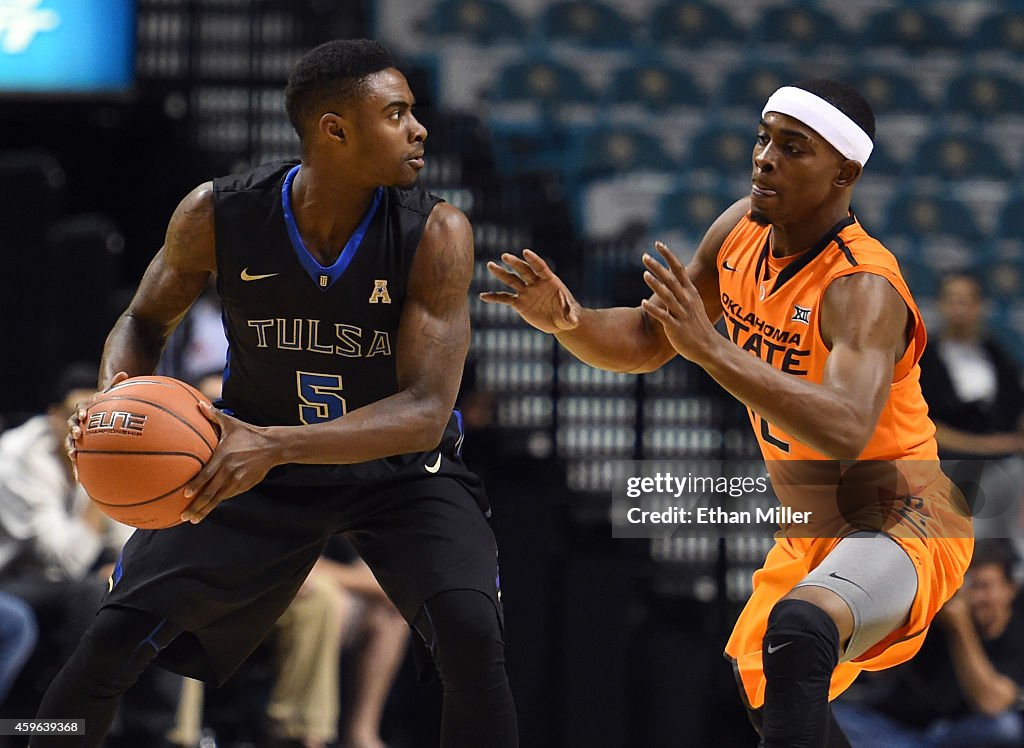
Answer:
[
  {"left": 480, "top": 249, "right": 582, "bottom": 334},
  {"left": 641, "top": 242, "right": 719, "bottom": 364}
]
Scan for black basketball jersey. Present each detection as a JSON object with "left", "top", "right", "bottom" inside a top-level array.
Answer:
[{"left": 213, "top": 161, "right": 441, "bottom": 428}]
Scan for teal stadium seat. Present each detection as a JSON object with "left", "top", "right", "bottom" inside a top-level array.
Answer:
[
  {"left": 688, "top": 122, "right": 755, "bottom": 174},
  {"left": 431, "top": 0, "right": 527, "bottom": 43},
  {"left": 851, "top": 70, "right": 932, "bottom": 115},
  {"left": 970, "top": 10, "right": 1024, "bottom": 56},
  {"left": 491, "top": 57, "right": 594, "bottom": 107},
  {"left": 652, "top": 185, "right": 735, "bottom": 239},
  {"left": 539, "top": 0, "right": 635, "bottom": 48},
  {"left": 912, "top": 133, "right": 1014, "bottom": 181},
  {"left": 753, "top": 5, "right": 846, "bottom": 50},
  {"left": 720, "top": 66, "right": 799, "bottom": 110},
  {"left": 993, "top": 197, "right": 1024, "bottom": 262},
  {"left": 885, "top": 194, "right": 983, "bottom": 241},
  {"left": 607, "top": 62, "right": 707, "bottom": 111},
  {"left": 568, "top": 125, "right": 675, "bottom": 182},
  {"left": 647, "top": 1, "right": 742, "bottom": 49},
  {"left": 858, "top": 139, "right": 903, "bottom": 178},
  {"left": 945, "top": 72, "right": 1024, "bottom": 117},
  {"left": 858, "top": 7, "right": 960, "bottom": 54},
  {"left": 487, "top": 58, "right": 595, "bottom": 172}
]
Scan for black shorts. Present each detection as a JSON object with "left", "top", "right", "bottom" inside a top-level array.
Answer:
[{"left": 103, "top": 462, "right": 500, "bottom": 684}]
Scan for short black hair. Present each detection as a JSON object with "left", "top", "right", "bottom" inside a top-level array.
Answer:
[
  {"left": 49, "top": 361, "right": 99, "bottom": 405},
  {"left": 938, "top": 270, "right": 984, "bottom": 297},
  {"left": 791, "top": 79, "right": 876, "bottom": 142},
  {"left": 284, "top": 39, "right": 395, "bottom": 141},
  {"left": 970, "top": 538, "right": 1020, "bottom": 583}
]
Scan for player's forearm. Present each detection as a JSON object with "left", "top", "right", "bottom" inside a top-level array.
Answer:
[
  {"left": 944, "top": 616, "right": 1019, "bottom": 714},
  {"left": 270, "top": 391, "right": 449, "bottom": 465},
  {"left": 699, "top": 338, "right": 874, "bottom": 459},
  {"left": 555, "top": 306, "right": 672, "bottom": 374},
  {"left": 99, "top": 312, "right": 170, "bottom": 387}
]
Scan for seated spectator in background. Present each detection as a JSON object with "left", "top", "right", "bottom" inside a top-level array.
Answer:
[
  {"left": 313, "top": 537, "right": 409, "bottom": 748},
  {"left": 833, "top": 539, "right": 1024, "bottom": 747},
  {"left": 0, "top": 592, "right": 35, "bottom": 704},
  {"left": 919, "top": 272, "right": 1024, "bottom": 547},
  {"left": 0, "top": 362, "right": 181, "bottom": 746}
]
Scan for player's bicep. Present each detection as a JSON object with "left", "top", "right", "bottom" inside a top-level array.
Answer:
[
  {"left": 395, "top": 204, "right": 473, "bottom": 406},
  {"left": 820, "top": 273, "right": 910, "bottom": 423},
  {"left": 125, "top": 183, "right": 217, "bottom": 330}
]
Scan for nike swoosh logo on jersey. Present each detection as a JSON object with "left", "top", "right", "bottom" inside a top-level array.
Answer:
[
  {"left": 722, "top": 260, "right": 738, "bottom": 271},
  {"left": 240, "top": 268, "right": 281, "bottom": 282},
  {"left": 425, "top": 453, "right": 442, "bottom": 473},
  {"left": 766, "top": 640, "right": 793, "bottom": 654}
]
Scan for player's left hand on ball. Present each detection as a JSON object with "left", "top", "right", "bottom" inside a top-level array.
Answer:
[
  {"left": 180, "top": 402, "right": 276, "bottom": 523},
  {"left": 641, "top": 242, "right": 718, "bottom": 364}
]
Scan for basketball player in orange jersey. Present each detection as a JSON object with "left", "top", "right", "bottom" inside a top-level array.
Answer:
[
  {"left": 34, "top": 40, "right": 517, "bottom": 747},
  {"left": 483, "top": 80, "right": 973, "bottom": 747}
]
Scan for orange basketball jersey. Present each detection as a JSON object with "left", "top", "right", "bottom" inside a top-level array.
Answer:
[
  {"left": 716, "top": 213, "right": 935, "bottom": 464},
  {"left": 717, "top": 213, "right": 973, "bottom": 710}
]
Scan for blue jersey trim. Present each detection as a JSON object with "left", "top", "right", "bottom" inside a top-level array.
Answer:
[
  {"left": 281, "top": 164, "right": 383, "bottom": 291},
  {"left": 453, "top": 408, "right": 464, "bottom": 456}
]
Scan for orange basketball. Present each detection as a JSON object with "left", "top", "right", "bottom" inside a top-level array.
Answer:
[{"left": 76, "top": 375, "right": 220, "bottom": 529}]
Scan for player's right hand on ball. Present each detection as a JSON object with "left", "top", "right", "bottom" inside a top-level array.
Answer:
[
  {"left": 66, "top": 371, "right": 130, "bottom": 472},
  {"left": 480, "top": 249, "right": 581, "bottom": 334}
]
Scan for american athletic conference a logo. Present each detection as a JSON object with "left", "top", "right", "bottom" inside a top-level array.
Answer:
[{"left": 0, "top": 0, "right": 61, "bottom": 54}]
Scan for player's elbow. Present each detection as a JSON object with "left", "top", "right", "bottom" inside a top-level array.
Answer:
[
  {"left": 821, "top": 424, "right": 873, "bottom": 460},
  {"left": 410, "top": 401, "right": 451, "bottom": 452}
]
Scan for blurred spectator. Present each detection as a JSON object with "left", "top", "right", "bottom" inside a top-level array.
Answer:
[
  {"left": 0, "top": 592, "right": 35, "bottom": 704},
  {"left": 919, "top": 273, "right": 1024, "bottom": 547},
  {"left": 160, "top": 280, "right": 229, "bottom": 384},
  {"left": 833, "top": 539, "right": 1024, "bottom": 747},
  {"left": 314, "top": 537, "right": 409, "bottom": 748},
  {"left": 0, "top": 362, "right": 182, "bottom": 746}
]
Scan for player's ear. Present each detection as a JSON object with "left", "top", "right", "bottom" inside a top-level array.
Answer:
[
  {"left": 319, "top": 112, "right": 346, "bottom": 143},
  {"left": 835, "top": 159, "right": 862, "bottom": 188}
]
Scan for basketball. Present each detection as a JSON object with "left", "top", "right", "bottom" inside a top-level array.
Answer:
[{"left": 76, "top": 375, "right": 220, "bottom": 529}]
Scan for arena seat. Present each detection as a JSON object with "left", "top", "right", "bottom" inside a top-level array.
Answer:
[
  {"left": 857, "top": 7, "right": 960, "bottom": 54},
  {"left": 607, "top": 61, "right": 707, "bottom": 111},
  {"left": 944, "top": 72, "right": 1024, "bottom": 117},
  {"left": 752, "top": 5, "right": 847, "bottom": 50},
  {"left": 851, "top": 70, "right": 932, "bottom": 115},
  {"left": 431, "top": 0, "right": 528, "bottom": 43},
  {"left": 538, "top": 0, "right": 635, "bottom": 48},
  {"left": 647, "top": 1, "right": 743, "bottom": 49},
  {"left": 911, "top": 133, "right": 1014, "bottom": 181}
]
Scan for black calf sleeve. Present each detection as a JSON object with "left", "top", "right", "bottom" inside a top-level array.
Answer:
[
  {"left": 414, "top": 589, "right": 518, "bottom": 748},
  {"left": 31, "top": 607, "right": 181, "bottom": 748},
  {"left": 761, "top": 599, "right": 840, "bottom": 748}
]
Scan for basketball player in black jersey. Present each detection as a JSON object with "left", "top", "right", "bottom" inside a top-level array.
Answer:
[{"left": 34, "top": 40, "right": 518, "bottom": 748}]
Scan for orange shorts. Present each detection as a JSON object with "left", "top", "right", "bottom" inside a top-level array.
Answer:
[{"left": 724, "top": 470, "right": 973, "bottom": 710}]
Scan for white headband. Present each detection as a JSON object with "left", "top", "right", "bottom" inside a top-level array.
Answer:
[{"left": 762, "top": 86, "right": 873, "bottom": 165}]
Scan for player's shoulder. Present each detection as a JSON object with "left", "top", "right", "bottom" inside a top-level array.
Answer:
[
  {"left": 836, "top": 216, "right": 897, "bottom": 266},
  {"left": 693, "top": 196, "right": 753, "bottom": 265},
  {"left": 387, "top": 182, "right": 445, "bottom": 218},
  {"left": 213, "top": 160, "right": 297, "bottom": 195}
]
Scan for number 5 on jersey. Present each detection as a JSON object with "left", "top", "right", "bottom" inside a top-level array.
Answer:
[{"left": 297, "top": 371, "right": 347, "bottom": 424}]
